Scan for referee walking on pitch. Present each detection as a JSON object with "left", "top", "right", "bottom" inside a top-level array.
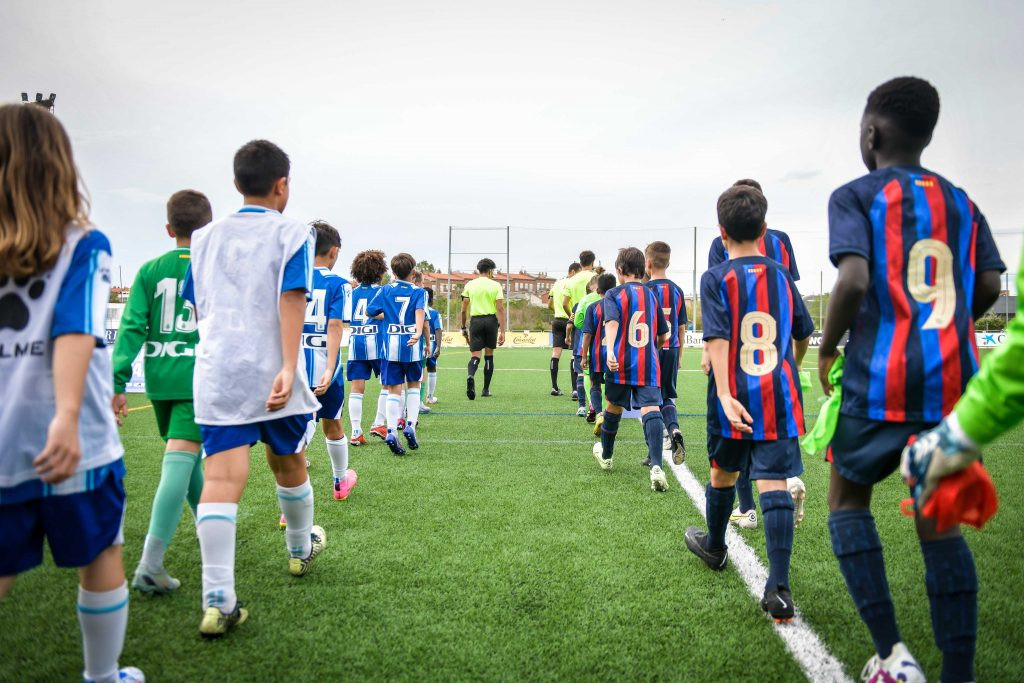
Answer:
[{"left": 461, "top": 258, "right": 506, "bottom": 399}]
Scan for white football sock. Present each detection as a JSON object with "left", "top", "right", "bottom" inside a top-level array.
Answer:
[
  {"left": 401, "top": 386, "right": 408, "bottom": 419},
  {"left": 326, "top": 437, "right": 349, "bottom": 479},
  {"left": 77, "top": 582, "right": 128, "bottom": 683},
  {"left": 386, "top": 394, "right": 402, "bottom": 431},
  {"left": 277, "top": 480, "right": 314, "bottom": 559},
  {"left": 197, "top": 502, "right": 237, "bottom": 613},
  {"left": 407, "top": 390, "right": 421, "bottom": 426},
  {"left": 348, "top": 393, "right": 363, "bottom": 437},
  {"left": 428, "top": 372, "right": 437, "bottom": 399},
  {"left": 140, "top": 534, "right": 166, "bottom": 572},
  {"left": 374, "top": 389, "right": 388, "bottom": 426}
]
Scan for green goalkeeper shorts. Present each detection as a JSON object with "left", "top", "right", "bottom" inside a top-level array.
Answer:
[{"left": 151, "top": 399, "right": 202, "bottom": 443}]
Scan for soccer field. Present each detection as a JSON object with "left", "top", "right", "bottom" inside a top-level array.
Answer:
[{"left": 2, "top": 347, "right": 1023, "bottom": 681}]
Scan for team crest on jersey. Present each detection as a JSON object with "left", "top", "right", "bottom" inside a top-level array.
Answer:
[{"left": 0, "top": 274, "right": 49, "bottom": 332}]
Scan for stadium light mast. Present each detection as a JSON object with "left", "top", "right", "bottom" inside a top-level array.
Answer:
[{"left": 20, "top": 92, "right": 56, "bottom": 112}]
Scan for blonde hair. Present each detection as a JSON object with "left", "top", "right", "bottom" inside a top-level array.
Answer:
[{"left": 0, "top": 104, "right": 89, "bottom": 278}]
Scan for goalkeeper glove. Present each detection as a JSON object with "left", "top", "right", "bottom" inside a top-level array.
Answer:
[{"left": 901, "top": 415, "right": 981, "bottom": 508}]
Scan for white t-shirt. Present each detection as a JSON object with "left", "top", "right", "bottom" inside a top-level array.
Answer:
[{"left": 186, "top": 206, "right": 321, "bottom": 425}]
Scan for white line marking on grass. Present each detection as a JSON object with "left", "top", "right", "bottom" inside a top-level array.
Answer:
[{"left": 664, "top": 457, "right": 853, "bottom": 683}]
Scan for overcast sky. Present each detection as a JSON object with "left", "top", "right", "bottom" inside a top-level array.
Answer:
[{"left": 4, "top": 0, "right": 1022, "bottom": 293}]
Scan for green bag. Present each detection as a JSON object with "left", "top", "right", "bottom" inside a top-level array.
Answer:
[{"left": 800, "top": 355, "right": 845, "bottom": 455}]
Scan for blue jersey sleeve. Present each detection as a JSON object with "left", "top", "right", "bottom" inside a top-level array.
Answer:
[
  {"left": 828, "top": 182, "right": 872, "bottom": 266},
  {"left": 180, "top": 264, "right": 196, "bottom": 305},
  {"left": 708, "top": 238, "right": 727, "bottom": 269},
  {"left": 700, "top": 271, "right": 730, "bottom": 342},
  {"left": 415, "top": 288, "right": 427, "bottom": 312},
  {"left": 327, "top": 278, "right": 347, "bottom": 322},
  {"left": 582, "top": 304, "right": 596, "bottom": 334},
  {"left": 281, "top": 240, "right": 313, "bottom": 295},
  {"left": 365, "top": 287, "right": 385, "bottom": 317},
  {"left": 601, "top": 291, "right": 621, "bottom": 324},
  {"left": 430, "top": 310, "right": 443, "bottom": 332},
  {"left": 972, "top": 208, "right": 1006, "bottom": 274},
  {"left": 51, "top": 230, "right": 112, "bottom": 344},
  {"left": 789, "top": 278, "right": 815, "bottom": 340}
]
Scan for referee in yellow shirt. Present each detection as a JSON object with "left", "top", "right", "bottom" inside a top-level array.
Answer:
[
  {"left": 461, "top": 258, "right": 506, "bottom": 399},
  {"left": 548, "top": 262, "right": 580, "bottom": 396}
]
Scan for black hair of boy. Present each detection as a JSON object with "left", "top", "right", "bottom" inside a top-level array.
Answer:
[
  {"left": 310, "top": 220, "right": 340, "bottom": 256},
  {"left": 234, "top": 139, "right": 290, "bottom": 196},
  {"left": 351, "top": 250, "right": 388, "bottom": 285},
  {"left": 477, "top": 258, "right": 496, "bottom": 273},
  {"left": 615, "top": 247, "right": 646, "bottom": 279},
  {"left": 717, "top": 186, "right": 767, "bottom": 243},
  {"left": 568, "top": 262, "right": 582, "bottom": 274},
  {"left": 167, "top": 189, "right": 212, "bottom": 238},
  {"left": 597, "top": 272, "right": 617, "bottom": 294},
  {"left": 391, "top": 252, "right": 416, "bottom": 280},
  {"left": 426, "top": 287, "right": 434, "bottom": 306},
  {"left": 579, "top": 250, "right": 596, "bottom": 267},
  {"left": 865, "top": 76, "right": 940, "bottom": 141},
  {"left": 732, "top": 178, "right": 762, "bottom": 192}
]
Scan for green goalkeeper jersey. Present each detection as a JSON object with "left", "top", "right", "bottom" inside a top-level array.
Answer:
[
  {"left": 112, "top": 247, "right": 197, "bottom": 400},
  {"left": 955, "top": 255, "right": 1024, "bottom": 445}
]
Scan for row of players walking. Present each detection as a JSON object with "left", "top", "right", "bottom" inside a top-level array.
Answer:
[{"left": 0, "top": 75, "right": 1012, "bottom": 683}]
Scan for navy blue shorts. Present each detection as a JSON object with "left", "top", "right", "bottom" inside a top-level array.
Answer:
[
  {"left": 0, "top": 468, "right": 125, "bottom": 575},
  {"left": 381, "top": 359, "right": 423, "bottom": 386},
  {"left": 315, "top": 381, "right": 345, "bottom": 421},
  {"left": 347, "top": 359, "right": 380, "bottom": 381},
  {"left": 426, "top": 356, "right": 437, "bottom": 371},
  {"left": 659, "top": 348, "right": 679, "bottom": 400},
  {"left": 707, "top": 434, "right": 803, "bottom": 481},
  {"left": 828, "top": 414, "right": 935, "bottom": 486},
  {"left": 201, "top": 413, "right": 313, "bottom": 457},
  {"left": 604, "top": 382, "right": 662, "bottom": 409}
]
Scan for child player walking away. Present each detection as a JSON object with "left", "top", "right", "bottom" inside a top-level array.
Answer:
[
  {"left": 183, "top": 139, "right": 327, "bottom": 638},
  {"left": 345, "top": 250, "right": 388, "bottom": 446},
  {"left": 111, "top": 189, "right": 212, "bottom": 594},
  {"left": 644, "top": 241, "right": 687, "bottom": 464},
  {"left": 0, "top": 104, "right": 144, "bottom": 682},
  {"left": 683, "top": 184, "right": 813, "bottom": 624}
]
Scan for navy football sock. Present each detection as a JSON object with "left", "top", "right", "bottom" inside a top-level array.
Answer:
[
  {"left": 483, "top": 357, "right": 494, "bottom": 390},
  {"left": 761, "top": 490, "right": 795, "bottom": 590},
  {"left": 550, "top": 357, "right": 559, "bottom": 390},
  {"left": 829, "top": 509, "right": 900, "bottom": 659},
  {"left": 660, "top": 401, "right": 679, "bottom": 433},
  {"left": 705, "top": 484, "right": 735, "bottom": 550},
  {"left": 736, "top": 466, "right": 756, "bottom": 513},
  {"left": 921, "top": 536, "right": 978, "bottom": 683},
  {"left": 570, "top": 367, "right": 578, "bottom": 393},
  {"left": 589, "top": 385, "right": 602, "bottom": 412},
  {"left": 641, "top": 412, "right": 664, "bottom": 468},
  {"left": 468, "top": 357, "right": 480, "bottom": 377},
  {"left": 576, "top": 373, "right": 586, "bottom": 407},
  {"left": 599, "top": 411, "right": 621, "bottom": 459}
]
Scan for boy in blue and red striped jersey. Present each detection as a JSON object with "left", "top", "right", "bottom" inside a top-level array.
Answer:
[
  {"left": 683, "top": 184, "right": 814, "bottom": 624},
  {"left": 581, "top": 273, "right": 616, "bottom": 434},
  {"left": 644, "top": 241, "right": 688, "bottom": 464},
  {"left": 706, "top": 179, "right": 806, "bottom": 533},
  {"left": 818, "top": 77, "right": 1003, "bottom": 683},
  {"left": 593, "top": 248, "right": 671, "bottom": 493},
  {"left": 346, "top": 250, "right": 388, "bottom": 446}
]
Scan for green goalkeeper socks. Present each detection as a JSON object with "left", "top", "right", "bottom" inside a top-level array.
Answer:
[{"left": 140, "top": 450, "right": 203, "bottom": 570}]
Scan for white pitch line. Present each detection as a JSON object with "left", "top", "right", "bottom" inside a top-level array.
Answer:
[{"left": 664, "top": 455, "right": 853, "bottom": 683}]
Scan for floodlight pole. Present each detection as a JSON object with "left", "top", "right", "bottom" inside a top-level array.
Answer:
[
  {"left": 692, "top": 226, "right": 699, "bottom": 331},
  {"left": 447, "top": 226, "right": 453, "bottom": 331},
  {"left": 506, "top": 226, "right": 511, "bottom": 332}
]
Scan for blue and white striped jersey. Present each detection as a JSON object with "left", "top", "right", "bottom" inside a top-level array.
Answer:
[
  {"left": 349, "top": 283, "right": 382, "bottom": 361},
  {"left": 303, "top": 267, "right": 351, "bottom": 387},
  {"left": 366, "top": 281, "right": 427, "bottom": 363}
]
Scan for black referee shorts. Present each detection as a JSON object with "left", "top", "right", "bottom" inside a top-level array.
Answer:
[
  {"left": 469, "top": 314, "right": 499, "bottom": 352},
  {"left": 551, "top": 317, "right": 570, "bottom": 349}
]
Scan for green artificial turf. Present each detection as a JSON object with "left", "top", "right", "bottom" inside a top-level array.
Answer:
[{"left": 1, "top": 347, "right": 1021, "bottom": 681}]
